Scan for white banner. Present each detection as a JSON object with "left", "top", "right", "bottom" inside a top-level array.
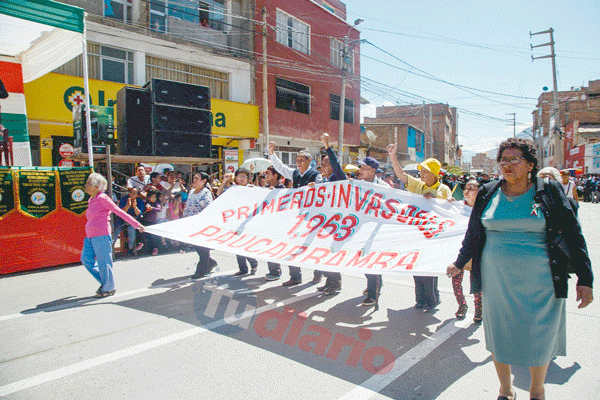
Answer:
[{"left": 146, "top": 180, "right": 471, "bottom": 276}]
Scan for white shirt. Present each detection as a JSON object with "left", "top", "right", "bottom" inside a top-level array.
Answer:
[{"left": 561, "top": 180, "right": 575, "bottom": 199}]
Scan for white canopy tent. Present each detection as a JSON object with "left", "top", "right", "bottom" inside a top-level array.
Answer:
[{"left": 0, "top": 0, "right": 95, "bottom": 167}]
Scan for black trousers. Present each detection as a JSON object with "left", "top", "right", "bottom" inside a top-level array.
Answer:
[
  {"left": 365, "top": 274, "right": 382, "bottom": 300},
  {"left": 194, "top": 246, "right": 212, "bottom": 276},
  {"left": 414, "top": 276, "right": 439, "bottom": 306},
  {"left": 268, "top": 262, "right": 281, "bottom": 276},
  {"left": 288, "top": 266, "right": 322, "bottom": 282},
  {"left": 237, "top": 255, "right": 258, "bottom": 273},
  {"left": 324, "top": 272, "right": 342, "bottom": 288}
]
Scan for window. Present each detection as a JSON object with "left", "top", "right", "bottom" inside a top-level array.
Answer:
[
  {"left": 146, "top": 55, "right": 230, "bottom": 100},
  {"left": 150, "top": 0, "right": 166, "bottom": 32},
  {"left": 104, "top": 0, "right": 132, "bottom": 23},
  {"left": 53, "top": 44, "right": 134, "bottom": 84},
  {"left": 276, "top": 78, "right": 310, "bottom": 114},
  {"left": 275, "top": 151, "right": 297, "bottom": 168},
  {"left": 329, "top": 94, "right": 354, "bottom": 124},
  {"left": 101, "top": 46, "right": 134, "bottom": 84},
  {"left": 276, "top": 9, "right": 310, "bottom": 54},
  {"left": 330, "top": 38, "right": 353, "bottom": 74}
]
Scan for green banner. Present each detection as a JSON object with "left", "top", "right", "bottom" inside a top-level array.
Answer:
[
  {"left": 59, "top": 168, "right": 91, "bottom": 214},
  {"left": 18, "top": 170, "right": 57, "bottom": 218},
  {"left": 0, "top": 168, "right": 15, "bottom": 217}
]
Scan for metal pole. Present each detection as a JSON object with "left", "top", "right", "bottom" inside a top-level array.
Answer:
[
  {"left": 82, "top": 13, "right": 94, "bottom": 168},
  {"left": 429, "top": 106, "right": 433, "bottom": 159},
  {"left": 337, "top": 35, "right": 347, "bottom": 163},
  {"left": 261, "top": 7, "right": 269, "bottom": 157},
  {"left": 549, "top": 28, "right": 562, "bottom": 168}
]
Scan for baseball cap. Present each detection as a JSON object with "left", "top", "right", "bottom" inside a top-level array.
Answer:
[
  {"left": 417, "top": 158, "right": 442, "bottom": 176},
  {"left": 357, "top": 157, "right": 380, "bottom": 170}
]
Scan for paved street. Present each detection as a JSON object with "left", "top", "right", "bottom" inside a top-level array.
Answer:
[{"left": 1, "top": 203, "right": 599, "bottom": 400}]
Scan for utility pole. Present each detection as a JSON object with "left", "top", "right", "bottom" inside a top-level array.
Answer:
[
  {"left": 337, "top": 18, "right": 363, "bottom": 162},
  {"left": 429, "top": 106, "right": 433, "bottom": 159},
  {"left": 531, "top": 28, "right": 561, "bottom": 168},
  {"left": 261, "top": 7, "right": 269, "bottom": 157},
  {"left": 506, "top": 112, "right": 516, "bottom": 137}
]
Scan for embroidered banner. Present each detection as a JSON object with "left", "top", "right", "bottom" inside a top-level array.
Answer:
[
  {"left": 146, "top": 180, "right": 471, "bottom": 276},
  {"left": 17, "top": 170, "right": 57, "bottom": 218}
]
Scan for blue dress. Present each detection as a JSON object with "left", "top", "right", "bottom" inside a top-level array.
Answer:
[{"left": 481, "top": 186, "right": 566, "bottom": 367}]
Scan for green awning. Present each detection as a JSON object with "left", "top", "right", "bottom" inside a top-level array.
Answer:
[{"left": 0, "top": 0, "right": 84, "bottom": 33}]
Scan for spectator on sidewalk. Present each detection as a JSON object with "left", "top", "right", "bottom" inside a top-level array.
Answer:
[{"left": 112, "top": 187, "right": 145, "bottom": 256}]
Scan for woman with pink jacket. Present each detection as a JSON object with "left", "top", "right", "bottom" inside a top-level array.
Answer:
[{"left": 83, "top": 173, "right": 145, "bottom": 298}]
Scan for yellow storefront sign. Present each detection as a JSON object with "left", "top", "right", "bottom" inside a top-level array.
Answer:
[{"left": 24, "top": 73, "right": 259, "bottom": 139}]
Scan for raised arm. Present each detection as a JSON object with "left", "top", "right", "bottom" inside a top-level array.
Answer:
[
  {"left": 386, "top": 143, "right": 408, "bottom": 184},
  {"left": 268, "top": 142, "right": 295, "bottom": 180},
  {"left": 321, "top": 133, "right": 346, "bottom": 181}
]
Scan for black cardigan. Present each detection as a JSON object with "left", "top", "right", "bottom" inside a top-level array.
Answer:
[{"left": 454, "top": 177, "right": 593, "bottom": 298}]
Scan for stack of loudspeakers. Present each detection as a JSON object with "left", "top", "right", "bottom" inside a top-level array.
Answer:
[{"left": 117, "top": 79, "right": 211, "bottom": 157}]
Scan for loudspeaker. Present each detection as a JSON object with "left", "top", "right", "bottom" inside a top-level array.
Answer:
[
  {"left": 73, "top": 105, "right": 116, "bottom": 154},
  {"left": 154, "top": 132, "right": 212, "bottom": 158},
  {"left": 144, "top": 78, "right": 211, "bottom": 110},
  {"left": 116, "top": 87, "right": 152, "bottom": 155},
  {"left": 152, "top": 104, "right": 211, "bottom": 135}
]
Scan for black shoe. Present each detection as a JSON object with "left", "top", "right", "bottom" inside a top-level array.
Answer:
[
  {"left": 191, "top": 273, "right": 205, "bottom": 279},
  {"left": 250, "top": 266, "right": 257, "bottom": 275},
  {"left": 415, "top": 303, "right": 424, "bottom": 309},
  {"left": 282, "top": 279, "right": 301, "bottom": 287},
  {"left": 311, "top": 275, "right": 322, "bottom": 284},
  {"left": 96, "top": 286, "right": 103, "bottom": 295},
  {"left": 317, "top": 284, "right": 328, "bottom": 292},
  {"left": 361, "top": 297, "right": 377, "bottom": 306},
  {"left": 234, "top": 271, "right": 247, "bottom": 277},
  {"left": 324, "top": 285, "right": 341, "bottom": 295},
  {"left": 426, "top": 299, "right": 441, "bottom": 309}
]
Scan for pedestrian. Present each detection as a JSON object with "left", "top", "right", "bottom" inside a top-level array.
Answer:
[
  {"left": 82, "top": 173, "right": 145, "bottom": 298},
  {"left": 450, "top": 179, "right": 482, "bottom": 323},
  {"left": 447, "top": 138, "right": 593, "bottom": 400},
  {"left": 354, "top": 155, "right": 390, "bottom": 306},
  {"left": 127, "top": 165, "right": 149, "bottom": 192},
  {"left": 387, "top": 143, "right": 452, "bottom": 310},
  {"left": 230, "top": 168, "right": 259, "bottom": 276},
  {"left": 269, "top": 142, "right": 323, "bottom": 286},
  {"left": 263, "top": 166, "right": 286, "bottom": 281},
  {"left": 316, "top": 133, "right": 347, "bottom": 295},
  {"left": 184, "top": 172, "right": 217, "bottom": 279}
]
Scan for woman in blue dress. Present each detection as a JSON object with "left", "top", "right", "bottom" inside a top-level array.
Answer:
[{"left": 447, "top": 138, "right": 593, "bottom": 400}]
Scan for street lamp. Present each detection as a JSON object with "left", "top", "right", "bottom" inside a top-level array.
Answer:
[{"left": 337, "top": 18, "right": 363, "bottom": 162}]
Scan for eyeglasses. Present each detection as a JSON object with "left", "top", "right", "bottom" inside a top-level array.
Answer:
[{"left": 498, "top": 157, "right": 525, "bottom": 165}]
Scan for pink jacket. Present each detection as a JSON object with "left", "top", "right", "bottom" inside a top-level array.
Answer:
[{"left": 85, "top": 192, "right": 141, "bottom": 238}]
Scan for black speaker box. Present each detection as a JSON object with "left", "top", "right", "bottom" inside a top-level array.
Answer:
[
  {"left": 144, "top": 78, "right": 211, "bottom": 109},
  {"left": 154, "top": 132, "right": 212, "bottom": 158},
  {"left": 116, "top": 87, "right": 152, "bottom": 155},
  {"left": 152, "top": 104, "right": 211, "bottom": 135}
]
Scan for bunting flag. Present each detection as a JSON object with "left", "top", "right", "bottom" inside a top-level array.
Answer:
[{"left": 147, "top": 180, "right": 472, "bottom": 276}]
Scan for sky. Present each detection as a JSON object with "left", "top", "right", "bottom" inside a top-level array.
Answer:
[{"left": 346, "top": 0, "right": 600, "bottom": 160}]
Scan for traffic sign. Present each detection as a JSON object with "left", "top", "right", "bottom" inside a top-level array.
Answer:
[{"left": 59, "top": 143, "right": 74, "bottom": 158}]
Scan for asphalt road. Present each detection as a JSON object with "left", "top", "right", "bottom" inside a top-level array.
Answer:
[{"left": 1, "top": 203, "right": 599, "bottom": 400}]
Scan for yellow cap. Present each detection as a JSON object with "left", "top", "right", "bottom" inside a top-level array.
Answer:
[{"left": 417, "top": 158, "right": 442, "bottom": 176}]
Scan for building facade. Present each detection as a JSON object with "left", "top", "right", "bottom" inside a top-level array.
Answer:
[
  {"left": 24, "top": 0, "right": 258, "bottom": 167},
  {"left": 363, "top": 103, "right": 458, "bottom": 167},
  {"left": 532, "top": 80, "right": 600, "bottom": 169},
  {"left": 360, "top": 122, "right": 425, "bottom": 170},
  {"left": 252, "top": 0, "right": 361, "bottom": 165}
]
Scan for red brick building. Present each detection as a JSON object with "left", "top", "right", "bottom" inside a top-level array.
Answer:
[
  {"left": 533, "top": 80, "right": 600, "bottom": 168},
  {"left": 363, "top": 103, "right": 458, "bottom": 167},
  {"left": 254, "top": 0, "right": 361, "bottom": 163}
]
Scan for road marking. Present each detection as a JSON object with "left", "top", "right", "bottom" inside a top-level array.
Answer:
[
  {"left": 338, "top": 320, "right": 464, "bottom": 400},
  {"left": 0, "top": 291, "right": 319, "bottom": 397}
]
